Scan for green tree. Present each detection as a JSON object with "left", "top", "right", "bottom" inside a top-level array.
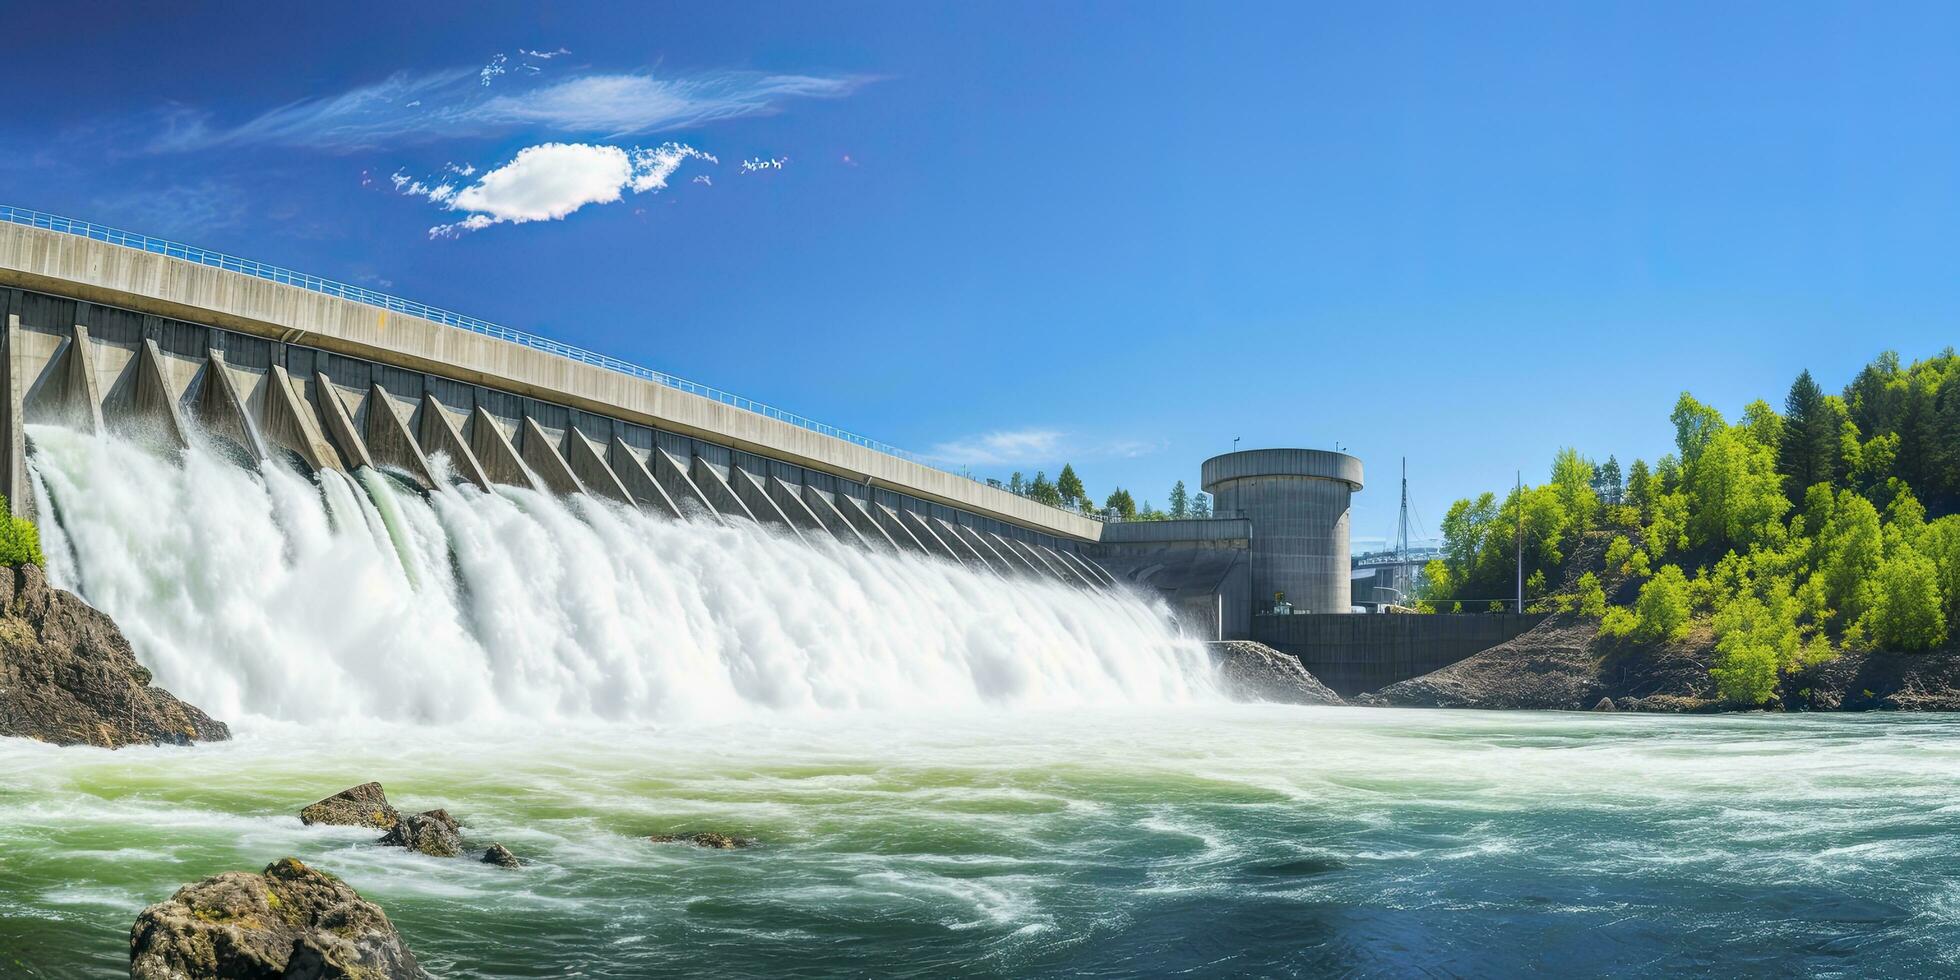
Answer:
[
  {"left": 0, "top": 496, "right": 41, "bottom": 568},
  {"left": 1028, "top": 471, "right": 1060, "bottom": 506},
  {"left": 1626, "top": 458, "right": 1653, "bottom": 521},
  {"left": 1008, "top": 472, "right": 1026, "bottom": 496},
  {"left": 1682, "top": 422, "right": 1789, "bottom": 552},
  {"left": 1056, "top": 464, "right": 1084, "bottom": 507},
  {"left": 1574, "top": 572, "right": 1607, "bottom": 618},
  {"left": 1550, "top": 448, "right": 1599, "bottom": 533},
  {"left": 1779, "top": 369, "right": 1840, "bottom": 501},
  {"left": 1710, "top": 638, "right": 1780, "bottom": 705},
  {"left": 1860, "top": 546, "right": 1948, "bottom": 651},
  {"left": 1671, "top": 393, "right": 1727, "bottom": 463},
  {"left": 1593, "top": 455, "right": 1624, "bottom": 506},
  {"left": 1104, "top": 488, "right": 1136, "bottom": 520},
  {"left": 1632, "top": 565, "right": 1693, "bottom": 642},
  {"left": 1917, "top": 516, "right": 1960, "bottom": 631},
  {"left": 1192, "top": 492, "right": 1212, "bottom": 518},
  {"left": 1812, "top": 487, "right": 1884, "bottom": 623},
  {"left": 1169, "top": 480, "right": 1190, "bottom": 518}
]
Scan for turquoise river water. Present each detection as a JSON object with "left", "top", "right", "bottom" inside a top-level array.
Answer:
[{"left": 5, "top": 710, "right": 1960, "bottom": 977}]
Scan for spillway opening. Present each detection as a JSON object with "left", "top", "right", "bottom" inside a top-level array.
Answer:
[{"left": 24, "top": 424, "right": 1218, "bottom": 727}]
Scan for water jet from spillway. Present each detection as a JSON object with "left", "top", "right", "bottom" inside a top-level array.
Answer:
[{"left": 25, "top": 425, "right": 1216, "bottom": 725}]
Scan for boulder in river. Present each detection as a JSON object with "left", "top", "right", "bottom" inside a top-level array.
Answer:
[
  {"left": 1593, "top": 697, "right": 1617, "bottom": 712},
  {"left": 481, "top": 843, "right": 521, "bottom": 868},
  {"left": 379, "top": 810, "right": 464, "bottom": 857},
  {"left": 0, "top": 563, "right": 228, "bottom": 747},
  {"left": 300, "top": 782, "right": 401, "bottom": 830},
  {"left": 650, "top": 831, "right": 756, "bottom": 849},
  {"left": 1205, "top": 640, "right": 1344, "bottom": 705},
  {"left": 129, "top": 856, "right": 426, "bottom": 979}
]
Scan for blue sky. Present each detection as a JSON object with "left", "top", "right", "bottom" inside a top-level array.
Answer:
[{"left": 6, "top": 2, "right": 1959, "bottom": 549}]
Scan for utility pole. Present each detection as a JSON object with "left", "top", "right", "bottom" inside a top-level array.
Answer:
[
  {"left": 1515, "top": 470, "right": 1523, "bottom": 614},
  {"left": 1396, "top": 457, "right": 1411, "bottom": 597}
]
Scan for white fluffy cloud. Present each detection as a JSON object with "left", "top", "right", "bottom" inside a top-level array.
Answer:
[{"left": 396, "top": 141, "right": 715, "bottom": 236}]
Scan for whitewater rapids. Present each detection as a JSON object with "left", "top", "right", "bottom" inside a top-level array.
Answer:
[{"left": 25, "top": 425, "right": 1216, "bottom": 725}]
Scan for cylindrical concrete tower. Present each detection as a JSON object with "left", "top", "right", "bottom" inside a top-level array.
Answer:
[{"left": 1201, "top": 448, "right": 1364, "bottom": 614}]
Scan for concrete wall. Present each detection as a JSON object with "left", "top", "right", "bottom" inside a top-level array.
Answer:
[
  {"left": 1087, "top": 517, "right": 1254, "bottom": 640},
  {"left": 1203, "top": 449, "right": 1362, "bottom": 616},
  {"left": 1251, "top": 612, "right": 1544, "bottom": 697},
  {"left": 0, "top": 285, "right": 1099, "bottom": 563},
  {"left": 0, "top": 224, "right": 1100, "bottom": 542}
]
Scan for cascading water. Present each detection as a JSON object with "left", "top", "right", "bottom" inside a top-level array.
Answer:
[{"left": 24, "top": 424, "right": 1216, "bottom": 725}]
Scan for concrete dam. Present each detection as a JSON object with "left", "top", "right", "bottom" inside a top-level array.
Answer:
[
  {"left": 0, "top": 209, "right": 1535, "bottom": 706},
  {"left": 0, "top": 213, "right": 1115, "bottom": 593}
]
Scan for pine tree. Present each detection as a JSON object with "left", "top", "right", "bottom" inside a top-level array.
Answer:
[
  {"left": 1056, "top": 464, "right": 1084, "bottom": 507},
  {"left": 1169, "top": 480, "right": 1189, "bottom": 518},
  {"left": 1779, "top": 369, "right": 1825, "bottom": 502},
  {"left": 1192, "top": 492, "right": 1212, "bottom": 518},
  {"left": 1029, "top": 471, "right": 1060, "bottom": 506},
  {"left": 1593, "top": 455, "right": 1624, "bottom": 506},
  {"left": 1104, "top": 489, "right": 1137, "bottom": 520},
  {"left": 1626, "top": 459, "right": 1653, "bottom": 521}
]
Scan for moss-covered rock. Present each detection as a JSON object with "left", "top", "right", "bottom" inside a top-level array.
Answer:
[
  {"left": 300, "top": 782, "right": 402, "bottom": 831},
  {"left": 130, "top": 857, "right": 426, "bottom": 979},
  {"left": 378, "top": 810, "right": 463, "bottom": 857}
]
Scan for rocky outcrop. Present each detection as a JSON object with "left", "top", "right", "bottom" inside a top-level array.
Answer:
[
  {"left": 1206, "top": 640, "right": 1344, "bottom": 705},
  {"left": 650, "top": 832, "right": 755, "bottom": 849},
  {"left": 1359, "top": 614, "right": 1717, "bottom": 711},
  {"left": 1797, "top": 647, "right": 1960, "bottom": 711},
  {"left": 300, "top": 782, "right": 401, "bottom": 830},
  {"left": 0, "top": 563, "right": 228, "bottom": 747},
  {"left": 481, "top": 843, "right": 521, "bottom": 868},
  {"left": 378, "top": 810, "right": 463, "bottom": 858},
  {"left": 129, "top": 857, "right": 427, "bottom": 980}
]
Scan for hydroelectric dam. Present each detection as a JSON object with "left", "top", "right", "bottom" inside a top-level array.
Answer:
[
  {"left": 0, "top": 211, "right": 1116, "bottom": 591},
  {"left": 0, "top": 209, "right": 1539, "bottom": 703}
]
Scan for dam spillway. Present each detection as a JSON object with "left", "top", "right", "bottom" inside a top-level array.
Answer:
[
  {"left": 0, "top": 209, "right": 1219, "bottom": 724},
  {"left": 0, "top": 210, "right": 1110, "bottom": 590}
]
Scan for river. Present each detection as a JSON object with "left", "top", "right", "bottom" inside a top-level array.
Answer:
[{"left": 5, "top": 709, "right": 1959, "bottom": 977}]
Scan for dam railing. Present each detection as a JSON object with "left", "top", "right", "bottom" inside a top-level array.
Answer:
[{"left": 0, "top": 205, "right": 1102, "bottom": 524}]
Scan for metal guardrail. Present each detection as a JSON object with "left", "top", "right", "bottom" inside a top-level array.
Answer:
[{"left": 0, "top": 205, "right": 1103, "bottom": 523}]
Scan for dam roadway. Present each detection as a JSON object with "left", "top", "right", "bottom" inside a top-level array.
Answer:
[{"left": 0, "top": 211, "right": 1113, "bottom": 588}]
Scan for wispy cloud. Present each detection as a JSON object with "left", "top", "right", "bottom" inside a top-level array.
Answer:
[
  {"left": 90, "top": 179, "right": 249, "bottom": 238},
  {"left": 149, "top": 65, "right": 871, "bottom": 154},
  {"left": 929, "top": 428, "right": 1167, "bottom": 468},
  {"left": 929, "top": 429, "right": 1067, "bottom": 468},
  {"left": 740, "top": 156, "right": 787, "bottom": 173},
  {"left": 394, "top": 141, "right": 714, "bottom": 237}
]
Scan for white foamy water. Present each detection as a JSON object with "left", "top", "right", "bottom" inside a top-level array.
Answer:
[{"left": 25, "top": 425, "right": 1215, "bottom": 724}]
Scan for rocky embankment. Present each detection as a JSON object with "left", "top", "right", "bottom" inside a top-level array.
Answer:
[
  {"left": 1356, "top": 611, "right": 1960, "bottom": 712},
  {"left": 1358, "top": 614, "right": 1718, "bottom": 711},
  {"left": 1796, "top": 647, "right": 1960, "bottom": 711},
  {"left": 1207, "top": 640, "right": 1344, "bottom": 705},
  {"left": 0, "top": 563, "right": 228, "bottom": 746},
  {"left": 130, "top": 857, "right": 427, "bottom": 980}
]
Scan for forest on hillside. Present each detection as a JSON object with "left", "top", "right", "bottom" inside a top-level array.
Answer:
[{"left": 1419, "top": 349, "right": 1960, "bottom": 704}]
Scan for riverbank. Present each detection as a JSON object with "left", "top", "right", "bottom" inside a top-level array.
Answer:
[{"left": 1360, "top": 611, "right": 1960, "bottom": 712}]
